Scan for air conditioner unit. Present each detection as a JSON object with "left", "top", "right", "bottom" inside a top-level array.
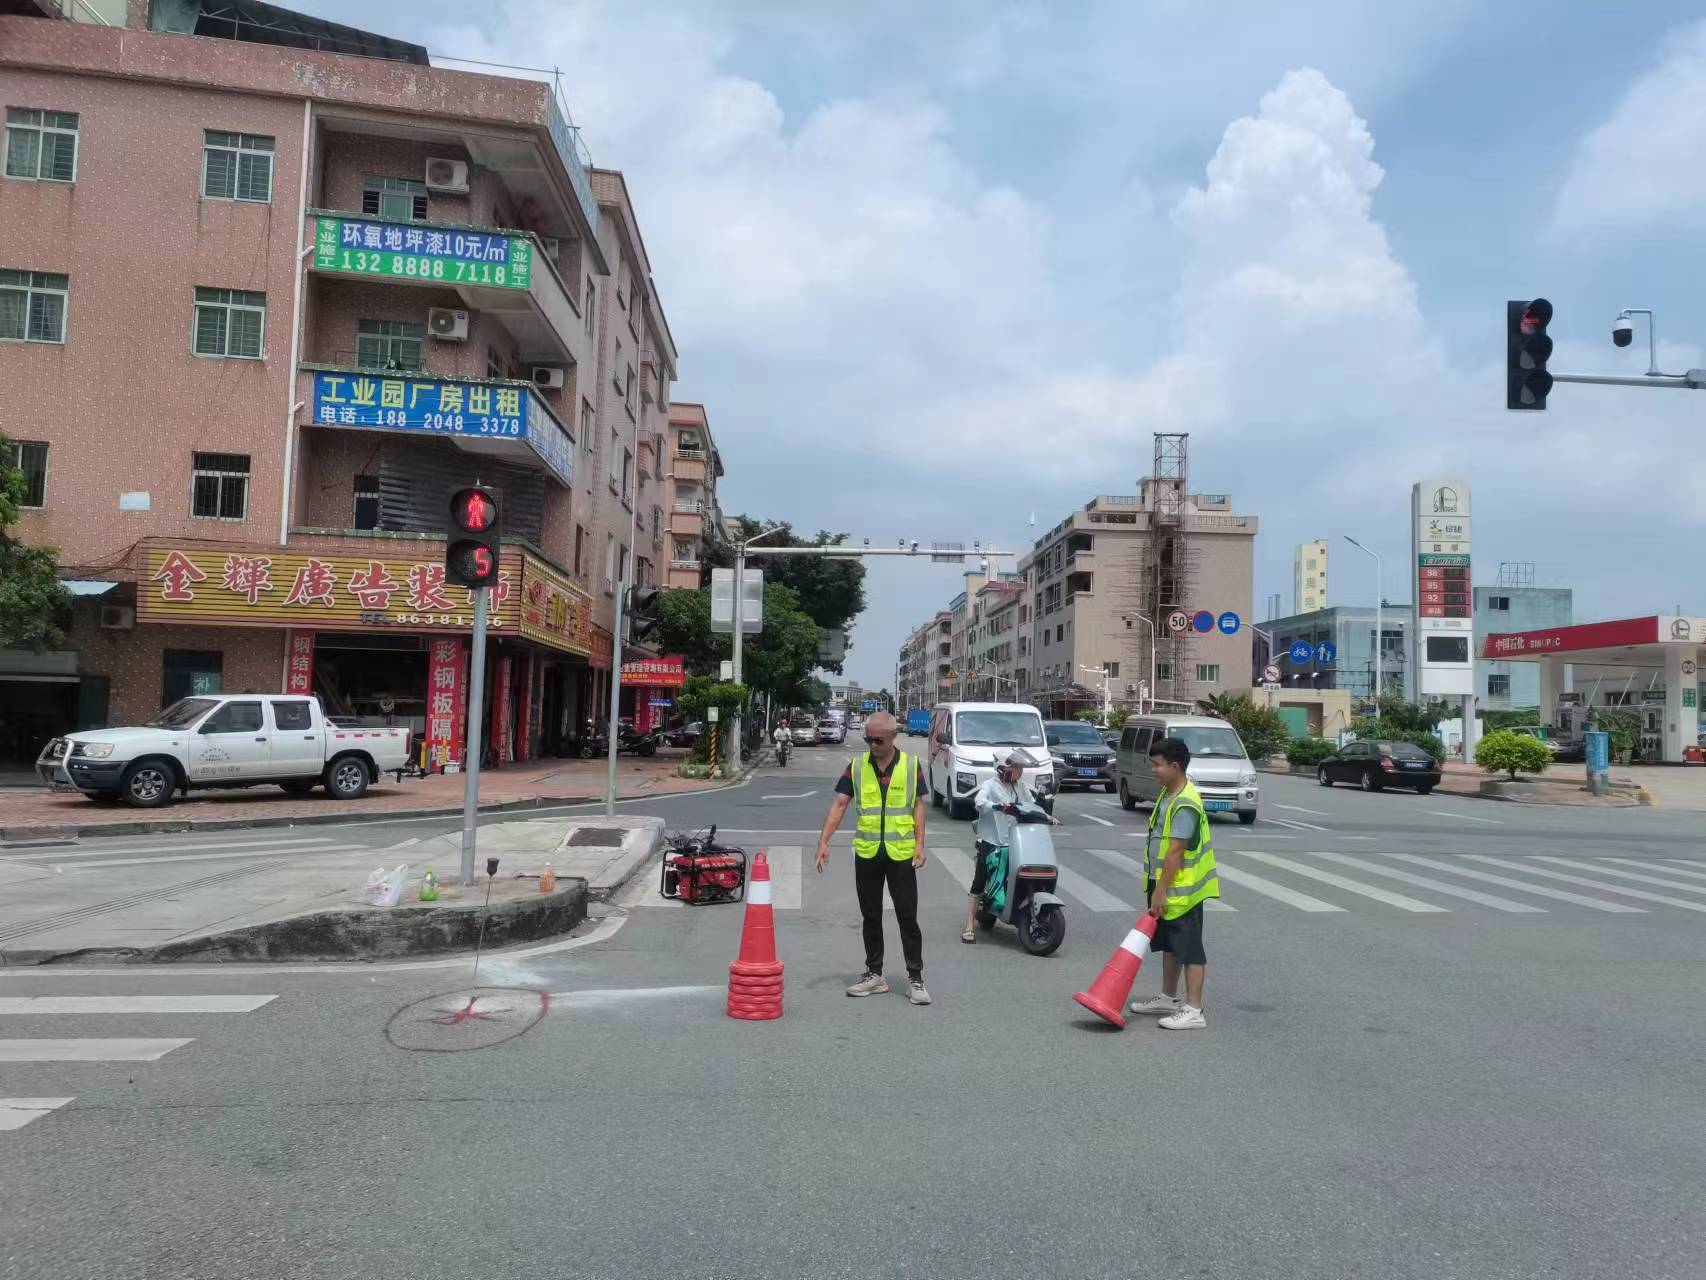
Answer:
[
  {"left": 428, "top": 308, "right": 469, "bottom": 341},
  {"left": 424, "top": 157, "right": 469, "bottom": 193},
  {"left": 540, "top": 237, "right": 560, "bottom": 259},
  {"left": 532, "top": 366, "right": 566, "bottom": 390},
  {"left": 100, "top": 605, "right": 135, "bottom": 631}
]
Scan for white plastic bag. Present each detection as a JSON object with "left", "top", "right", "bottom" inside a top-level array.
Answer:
[{"left": 364, "top": 863, "right": 408, "bottom": 908}]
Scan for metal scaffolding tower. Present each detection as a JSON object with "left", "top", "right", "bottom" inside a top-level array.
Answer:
[{"left": 1144, "top": 433, "right": 1196, "bottom": 706}]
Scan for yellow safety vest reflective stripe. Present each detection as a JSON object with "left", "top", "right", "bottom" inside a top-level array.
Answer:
[
  {"left": 851, "top": 750, "right": 917, "bottom": 861},
  {"left": 1145, "top": 779, "right": 1219, "bottom": 919}
]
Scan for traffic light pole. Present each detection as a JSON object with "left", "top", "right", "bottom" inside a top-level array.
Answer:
[
  {"left": 459, "top": 585, "right": 490, "bottom": 886},
  {"left": 604, "top": 561, "right": 628, "bottom": 817}
]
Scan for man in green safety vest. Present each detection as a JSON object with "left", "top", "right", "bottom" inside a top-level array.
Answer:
[
  {"left": 1129, "top": 735, "right": 1220, "bottom": 1029},
  {"left": 814, "top": 711, "right": 932, "bottom": 1005}
]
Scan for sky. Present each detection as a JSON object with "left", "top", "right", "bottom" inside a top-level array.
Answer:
[{"left": 308, "top": 0, "right": 1706, "bottom": 688}]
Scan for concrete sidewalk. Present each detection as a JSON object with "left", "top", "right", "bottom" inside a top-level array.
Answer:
[
  {"left": 0, "top": 753, "right": 723, "bottom": 841},
  {"left": 0, "top": 816, "right": 661, "bottom": 965}
]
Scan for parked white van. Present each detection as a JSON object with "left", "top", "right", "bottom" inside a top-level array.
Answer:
[
  {"left": 925, "top": 702, "right": 1056, "bottom": 820},
  {"left": 1114, "top": 713, "right": 1260, "bottom": 824}
]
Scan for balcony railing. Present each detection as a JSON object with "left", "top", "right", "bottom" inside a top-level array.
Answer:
[
  {"left": 545, "top": 92, "right": 601, "bottom": 235},
  {"left": 674, "top": 446, "right": 707, "bottom": 460},
  {"left": 673, "top": 500, "right": 703, "bottom": 513},
  {"left": 670, "top": 558, "right": 701, "bottom": 570}
]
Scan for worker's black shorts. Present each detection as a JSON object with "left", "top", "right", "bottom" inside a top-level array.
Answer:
[
  {"left": 971, "top": 840, "right": 997, "bottom": 897},
  {"left": 1146, "top": 880, "right": 1207, "bottom": 965}
]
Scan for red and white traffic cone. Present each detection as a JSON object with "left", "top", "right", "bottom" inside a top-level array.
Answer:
[
  {"left": 727, "top": 851, "right": 783, "bottom": 1021},
  {"left": 1073, "top": 913, "right": 1159, "bottom": 1028}
]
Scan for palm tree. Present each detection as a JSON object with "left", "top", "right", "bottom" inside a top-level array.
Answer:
[{"left": 1197, "top": 692, "right": 1248, "bottom": 719}]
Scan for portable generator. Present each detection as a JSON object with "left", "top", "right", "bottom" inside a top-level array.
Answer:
[{"left": 660, "top": 829, "right": 748, "bottom": 905}]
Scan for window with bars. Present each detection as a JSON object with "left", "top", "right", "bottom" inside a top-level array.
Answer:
[
  {"left": 193, "top": 288, "right": 265, "bottom": 358},
  {"left": 4, "top": 108, "right": 77, "bottom": 182},
  {"left": 624, "top": 367, "right": 637, "bottom": 416},
  {"left": 191, "top": 452, "right": 250, "bottom": 520},
  {"left": 6, "top": 439, "right": 47, "bottom": 508},
  {"left": 353, "top": 474, "right": 380, "bottom": 530},
  {"left": 361, "top": 176, "right": 428, "bottom": 222},
  {"left": 584, "top": 280, "right": 596, "bottom": 335},
  {"left": 1195, "top": 663, "right": 1221, "bottom": 683},
  {"left": 355, "top": 319, "right": 424, "bottom": 371},
  {"left": 202, "top": 131, "right": 273, "bottom": 202},
  {"left": 0, "top": 270, "right": 67, "bottom": 343},
  {"left": 1156, "top": 662, "right": 1172, "bottom": 681}
]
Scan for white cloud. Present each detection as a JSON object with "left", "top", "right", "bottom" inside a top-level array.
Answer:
[{"left": 1553, "top": 19, "right": 1706, "bottom": 236}]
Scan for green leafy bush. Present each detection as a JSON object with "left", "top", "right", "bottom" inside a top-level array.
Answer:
[
  {"left": 1284, "top": 738, "right": 1337, "bottom": 767},
  {"left": 1200, "top": 696, "right": 1290, "bottom": 764},
  {"left": 1475, "top": 729, "right": 1554, "bottom": 780}
]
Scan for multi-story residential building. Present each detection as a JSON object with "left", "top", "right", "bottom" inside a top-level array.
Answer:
[
  {"left": 0, "top": 3, "right": 680, "bottom": 765},
  {"left": 968, "top": 578, "right": 1024, "bottom": 701},
  {"left": 1294, "top": 539, "right": 1329, "bottom": 614},
  {"left": 1263, "top": 606, "right": 1411, "bottom": 702},
  {"left": 1475, "top": 584, "right": 1572, "bottom": 709},
  {"left": 662, "top": 402, "right": 725, "bottom": 589},
  {"left": 899, "top": 609, "right": 954, "bottom": 709}
]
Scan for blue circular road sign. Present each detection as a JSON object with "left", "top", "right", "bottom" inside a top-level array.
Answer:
[
  {"left": 1217, "top": 611, "right": 1241, "bottom": 635},
  {"left": 1289, "top": 640, "right": 1312, "bottom": 664},
  {"left": 1192, "top": 610, "right": 1215, "bottom": 633},
  {"left": 1315, "top": 641, "right": 1338, "bottom": 664}
]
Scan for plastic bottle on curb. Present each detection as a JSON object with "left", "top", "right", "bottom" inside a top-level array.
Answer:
[
  {"left": 420, "top": 869, "right": 439, "bottom": 902},
  {"left": 539, "top": 863, "right": 556, "bottom": 893}
]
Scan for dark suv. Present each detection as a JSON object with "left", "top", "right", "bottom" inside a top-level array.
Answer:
[{"left": 1046, "top": 720, "right": 1116, "bottom": 793}]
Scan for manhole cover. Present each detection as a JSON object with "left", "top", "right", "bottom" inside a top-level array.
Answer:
[
  {"left": 566, "top": 827, "right": 625, "bottom": 847},
  {"left": 383, "top": 987, "right": 550, "bottom": 1053}
]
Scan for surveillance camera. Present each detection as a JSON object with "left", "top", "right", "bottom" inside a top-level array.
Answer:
[{"left": 1612, "top": 313, "right": 1634, "bottom": 347}]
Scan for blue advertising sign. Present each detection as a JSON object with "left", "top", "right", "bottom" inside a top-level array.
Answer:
[
  {"left": 1584, "top": 729, "right": 1609, "bottom": 776},
  {"left": 1288, "top": 640, "right": 1312, "bottom": 664},
  {"left": 1315, "top": 641, "right": 1338, "bottom": 664},
  {"left": 1217, "top": 611, "right": 1241, "bottom": 635},
  {"left": 860, "top": 699, "right": 878, "bottom": 711},
  {"left": 310, "top": 373, "right": 573, "bottom": 489},
  {"left": 1192, "top": 610, "right": 1215, "bottom": 634}
]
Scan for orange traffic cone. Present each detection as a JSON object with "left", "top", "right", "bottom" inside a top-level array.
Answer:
[
  {"left": 1073, "top": 913, "right": 1159, "bottom": 1028},
  {"left": 728, "top": 851, "right": 783, "bottom": 1021}
]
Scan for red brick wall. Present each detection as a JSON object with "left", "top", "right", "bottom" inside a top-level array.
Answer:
[
  {"left": 296, "top": 429, "right": 384, "bottom": 529},
  {"left": 68, "top": 605, "right": 286, "bottom": 726}
]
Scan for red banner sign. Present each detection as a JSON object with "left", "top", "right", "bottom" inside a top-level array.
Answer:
[
  {"left": 425, "top": 636, "right": 466, "bottom": 770},
  {"left": 492, "top": 655, "right": 514, "bottom": 765},
  {"left": 1482, "top": 616, "right": 1659, "bottom": 658},
  {"left": 284, "top": 630, "right": 315, "bottom": 695},
  {"left": 620, "top": 655, "right": 686, "bottom": 687}
]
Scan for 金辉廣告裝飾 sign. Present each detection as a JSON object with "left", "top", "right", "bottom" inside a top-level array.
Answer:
[{"left": 313, "top": 216, "right": 533, "bottom": 289}]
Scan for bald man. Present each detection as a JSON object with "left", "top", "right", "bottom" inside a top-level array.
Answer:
[{"left": 815, "top": 711, "right": 932, "bottom": 1005}]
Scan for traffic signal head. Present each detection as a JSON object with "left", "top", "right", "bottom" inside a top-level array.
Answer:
[
  {"left": 627, "top": 585, "right": 662, "bottom": 643},
  {"left": 446, "top": 486, "right": 502, "bottom": 588},
  {"left": 1506, "top": 298, "right": 1554, "bottom": 411}
]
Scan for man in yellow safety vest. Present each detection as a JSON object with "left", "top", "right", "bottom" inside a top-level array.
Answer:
[
  {"left": 1129, "top": 735, "right": 1220, "bottom": 1029},
  {"left": 814, "top": 711, "right": 932, "bottom": 1005}
]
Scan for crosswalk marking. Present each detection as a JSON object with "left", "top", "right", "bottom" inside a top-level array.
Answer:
[
  {"left": 1538, "top": 856, "right": 1706, "bottom": 897},
  {"left": 1378, "top": 852, "right": 1644, "bottom": 912},
  {"left": 1297, "top": 849, "right": 1546, "bottom": 913},
  {"left": 1461, "top": 855, "right": 1706, "bottom": 914},
  {"left": 1214, "top": 864, "right": 1345, "bottom": 912},
  {"left": 0, "top": 1038, "right": 193, "bottom": 1063},
  {"left": 0, "top": 1098, "right": 75, "bottom": 1132},
  {"left": 0, "top": 994, "right": 278, "bottom": 1016},
  {"left": 767, "top": 846, "right": 802, "bottom": 910},
  {"left": 1658, "top": 860, "right": 1706, "bottom": 881},
  {"left": 931, "top": 847, "right": 975, "bottom": 894},
  {"left": 1266, "top": 816, "right": 1328, "bottom": 832},
  {"left": 40, "top": 846, "right": 346, "bottom": 871},
  {"left": 1080, "top": 847, "right": 1236, "bottom": 910},
  {"left": 1079, "top": 813, "right": 1116, "bottom": 827},
  {"left": 1233, "top": 850, "right": 1447, "bottom": 912},
  {"left": 1053, "top": 866, "right": 1132, "bottom": 913}
]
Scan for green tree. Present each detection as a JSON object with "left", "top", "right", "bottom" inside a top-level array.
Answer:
[
  {"left": 709, "top": 517, "right": 866, "bottom": 672},
  {"left": 1350, "top": 692, "right": 1448, "bottom": 761},
  {"left": 0, "top": 431, "right": 71, "bottom": 651},
  {"left": 656, "top": 588, "right": 722, "bottom": 675},
  {"left": 1475, "top": 729, "right": 1553, "bottom": 780},
  {"left": 1200, "top": 694, "right": 1291, "bottom": 763}
]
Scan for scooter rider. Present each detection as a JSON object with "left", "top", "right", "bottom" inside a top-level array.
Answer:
[
  {"left": 963, "top": 749, "right": 1059, "bottom": 943},
  {"left": 772, "top": 718, "right": 793, "bottom": 763}
]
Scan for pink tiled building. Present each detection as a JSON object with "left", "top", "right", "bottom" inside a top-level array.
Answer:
[{"left": 0, "top": 1, "right": 692, "bottom": 766}]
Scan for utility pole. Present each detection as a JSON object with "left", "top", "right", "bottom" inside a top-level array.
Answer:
[
  {"left": 604, "top": 559, "right": 628, "bottom": 816},
  {"left": 729, "top": 524, "right": 787, "bottom": 774},
  {"left": 459, "top": 586, "right": 489, "bottom": 886},
  {"left": 1344, "top": 535, "right": 1382, "bottom": 702}
]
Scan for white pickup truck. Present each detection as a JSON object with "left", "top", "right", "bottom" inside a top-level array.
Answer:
[{"left": 36, "top": 693, "right": 411, "bottom": 809}]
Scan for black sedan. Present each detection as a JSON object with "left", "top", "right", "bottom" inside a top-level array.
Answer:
[
  {"left": 1316, "top": 739, "right": 1440, "bottom": 793},
  {"left": 1045, "top": 720, "right": 1116, "bottom": 793}
]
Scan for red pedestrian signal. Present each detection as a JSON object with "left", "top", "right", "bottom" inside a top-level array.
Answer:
[{"left": 446, "top": 486, "right": 502, "bottom": 589}]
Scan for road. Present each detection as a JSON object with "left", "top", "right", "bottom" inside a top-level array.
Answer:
[{"left": 3, "top": 743, "right": 1704, "bottom": 1279}]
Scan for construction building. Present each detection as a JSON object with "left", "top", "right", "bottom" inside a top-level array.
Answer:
[{"left": 1294, "top": 539, "right": 1329, "bottom": 613}]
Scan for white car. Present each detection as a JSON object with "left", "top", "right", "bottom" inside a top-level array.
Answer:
[
  {"left": 36, "top": 693, "right": 410, "bottom": 809},
  {"left": 788, "top": 721, "right": 819, "bottom": 746},
  {"left": 817, "top": 720, "right": 847, "bottom": 745},
  {"left": 924, "top": 701, "right": 1056, "bottom": 820}
]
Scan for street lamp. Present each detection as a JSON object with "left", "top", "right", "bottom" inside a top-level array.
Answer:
[
  {"left": 1343, "top": 535, "right": 1382, "bottom": 702},
  {"left": 1121, "top": 613, "right": 1157, "bottom": 714},
  {"left": 730, "top": 523, "right": 786, "bottom": 772},
  {"left": 1080, "top": 664, "right": 1113, "bottom": 724}
]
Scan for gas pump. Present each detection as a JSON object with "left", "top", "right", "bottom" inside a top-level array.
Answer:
[{"left": 1640, "top": 689, "right": 1665, "bottom": 762}]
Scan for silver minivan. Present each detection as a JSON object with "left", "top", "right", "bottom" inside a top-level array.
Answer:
[{"left": 1114, "top": 714, "right": 1259, "bottom": 824}]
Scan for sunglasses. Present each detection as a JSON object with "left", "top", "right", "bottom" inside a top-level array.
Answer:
[{"left": 864, "top": 735, "right": 892, "bottom": 746}]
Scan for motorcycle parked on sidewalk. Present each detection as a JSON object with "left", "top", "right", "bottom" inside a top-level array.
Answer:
[
  {"left": 976, "top": 805, "right": 1067, "bottom": 955},
  {"left": 578, "top": 721, "right": 661, "bottom": 759}
]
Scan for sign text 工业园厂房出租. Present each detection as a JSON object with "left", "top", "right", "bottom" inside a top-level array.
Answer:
[{"left": 313, "top": 216, "right": 533, "bottom": 289}]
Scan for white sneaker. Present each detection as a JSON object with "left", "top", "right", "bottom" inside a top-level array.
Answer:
[
  {"left": 1158, "top": 1004, "right": 1207, "bottom": 1031},
  {"left": 1129, "top": 993, "right": 1182, "bottom": 1016}
]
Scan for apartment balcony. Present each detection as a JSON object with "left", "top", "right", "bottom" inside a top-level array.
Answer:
[
  {"left": 307, "top": 211, "right": 581, "bottom": 365},
  {"left": 668, "top": 502, "right": 705, "bottom": 537},
  {"left": 672, "top": 446, "right": 708, "bottom": 483},
  {"left": 297, "top": 365, "right": 575, "bottom": 488}
]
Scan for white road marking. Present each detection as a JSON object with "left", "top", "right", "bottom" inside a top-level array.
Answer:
[
  {"left": 1277, "top": 805, "right": 1331, "bottom": 816},
  {"left": 51, "top": 846, "right": 352, "bottom": 871},
  {"left": 1079, "top": 813, "right": 1116, "bottom": 827},
  {"left": 1539, "top": 857, "right": 1706, "bottom": 896},
  {"left": 1054, "top": 866, "right": 1132, "bottom": 913},
  {"left": 1377, "top": 852, "right": 1643, "bottom": 912},
  {"left": 1462, "top": 855, "right": 1706, "bottom": 913},
  {"left": 0, "top": 1098, "right": 75, "bottom": 1132},
  {"left": 544, "top": 985, "right": 722, "bottom": 1006},
  {"left": 1339, "top": 836, "right": 1378, "bottom": 842},
  {"left": 761, "top": 792, "right": 818, "bottom": 800},
  {"left": 6, "top": 836, "right": 338, "bottom": 862},
  {"left": 1080, "top": 847, "right": 1236, "bottom": 910},
  {"left": 1297, "top": 849, "right": 1546, "bottom": 913},
  {"left": 931, "top": 846, "right": 975, "bottom": 893},
  {"left": 1221, "top": 831, "right": 1297, "bottom": 839},
  {"left": 1214, "top": 864, "right": 1345, "bottom": 912},
  {"left": 1426, "top": 809, "right": 1503, "bottom": 825},
  {"left": 0, "top": 994, "right": 277, "bottom": 1015},
  {"left": 767, "top": 846, "right": 803, "bottom": 910},
  {"left": 0, "top": 1038, "right": 193, "bottom": 1063},
  {"left": 1651, "top": 860, "right": 1706, "bottom": 883},
  {"left": 1234, "top": 850, "right": 1446, "bottom": 912},
  {"left": 1267, "top": 816, "right": 1328, "bottom": 832}
]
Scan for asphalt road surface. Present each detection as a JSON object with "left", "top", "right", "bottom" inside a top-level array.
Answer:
[{"left": 3, "top": 743, "right": 1704, "bottom": 1279}]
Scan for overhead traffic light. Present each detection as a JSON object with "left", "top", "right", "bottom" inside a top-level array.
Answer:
[
  {"left": 445, "top": 486, "right": 502, "bottom": 588},
  {"left": 627, "top": 585, "right": 662, "bottom": 644},
  {"left": 1506, "top": 298, "right": 1554, "bottom": 410}
]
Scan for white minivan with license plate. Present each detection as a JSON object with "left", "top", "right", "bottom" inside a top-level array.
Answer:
[{"left": 926, "top": 702, "right": 1055, "bottom": 820}]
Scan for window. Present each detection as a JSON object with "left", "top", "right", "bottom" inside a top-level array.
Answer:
[
  {"left": 604, "top": 533, "right": 616, "bottom": 589},
  {"left": 5, "top": 108, "right": 77, "bottom": 182},
  {"left": 202, "top": 701, "right": 263, "bottom": 734},
  {"left": 1425, "top": 635, "right": 1469, "bottom": 664},
  {"left": 1041, "top": 630, "right": 1050, "bottom": 647},
  {"left": 1306, "top": 558, "right": 1316, "bottom": 569},
  {"left": 353, "top": 474, "right": 380, "bottom": 530},
  {"left": 1104, "top": 661, "right": 1119, "bottom": 679},
  {"left": 618, "top": 544, "right": 630, "bottom": 587},
  {"left": 161, "top": 650, "right": 223, "bottom": 704},
  {"left": 361, "top": 176, "right": 428, "bottom": 222},
  {"left": 271, "top": 701, "right": 312, "bottom": 731},
  {"left": 613, "top": 341, "right": 624, "bottom": 390},
  {"left": 581, "top": 401, "right": 595, "bottom": 452},
  {"left": 6, "top": 439, "right": 47, "bottom": 508},
  {"left": 585, "top": 281, "right": 596, "bottom": 335},
  {"left": 573, "top": 525, "right": 586, "bottom": 575},
  {"left": 1196, "top": 663, "right": 1221, "bottom": 683},
  {"left": 202, "top": 131, "right": 273, "bottom": 202},
  {"left": 356, "top": 319, "right": 424, "bottom": 371},
  {"left": 191, "top": 452, "right": 250, "bottom": 520},
  {"left": 193, "top": 287, "right": 265, "bottom": 358},
  {"left": 1156, "top": 662, "right": 1172, "bottom": 681},
  {"left": 0, "top": 270, "right": 67, "bottom": 343},
  {"left": 1487, "top": 673, "right": 1511, "bottom": 699},
  {"left": 1487, "top": 595, "right": 1510, "bottom": 611},
  {"left": 621, "top": 447, "right": 633, "bottom": 504},
  {"left": 673, "top": 539, "right": 695, "bottom": 562},
  {"left": 1055, "top": 624, "right": 1064, "bottom": 642},
  {"left": 625, "top": 367, "right": 637, "bottom": 415},
  {"left": 1305, "top": 577, "right": 1316, "bottom": 587},
  {"left": 617, "top": 261, "right": 629, "bottom": 309}
]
